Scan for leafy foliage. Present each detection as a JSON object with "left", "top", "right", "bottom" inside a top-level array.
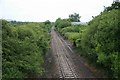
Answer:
[
  {"left": 2, "top": 20, "right": 50, "bottom": 78},
  {"left": 69, "top": 13, "right": 81, "bottom": 22},
  {"left": 104, "top": 1, "right": 120, "bottom": 11},
  {"left": 80, "top": 9, "right": 120, "bottom": 78},
  {"left": 44, "top": 20, "right": 52, "bottom": 32},
  {"left": 60, "top": 24, "right": 87, "bottom": 46},
  {"left": 55, "top": 18, "right": 71, "bottom": 31}
]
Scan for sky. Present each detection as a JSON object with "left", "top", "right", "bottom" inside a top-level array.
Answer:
[{"left": 0, "top": 0, "right": 113, "bottom": 22}]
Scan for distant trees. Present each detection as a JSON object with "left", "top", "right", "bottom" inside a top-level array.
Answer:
[
  {"left": 69, "top": 13, "right": 81, "bottom": 22},
  {"left": 55, "top": 13, "right": 81, "bottom": 30},
  {"left": 55, "top": 18, "right": 71, "bottom": 31},
  {"left": 43, "top": 20, "right": 52, "bottom": 32},
  {"left": 44, "top": 20, "right": 51, "bottom": 25}
]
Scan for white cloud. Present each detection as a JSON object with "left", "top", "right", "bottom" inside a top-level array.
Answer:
[{"left": 0, "top": 0, "right": 113, "bottom": 22}]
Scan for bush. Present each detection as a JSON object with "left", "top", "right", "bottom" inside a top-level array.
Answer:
[
  {"left": 55, "top": 18, "right": 71, "bottom": 31},
  {"left": 81, "top": 9, "right": 120, "bottom": 78},
  {"left": 2, "top": 20, "right": 50, "bottom": 78}
]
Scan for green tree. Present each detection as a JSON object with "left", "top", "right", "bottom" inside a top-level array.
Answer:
[
  {"left": 69, "top": 13, "right": 81, "bottom": 22},
  {"left": 81, "top": 9, "right": 120, "bottom": 78},
  {"left": 55, "top": 18, "right": 71, "bottom": 31},
  {"left": 44, "top": 20, "right": 51, "bottom": 25},
  {"left": 44, "top": 20, "right": 52, "bottom": 31},
  {"left": 104, "top": 1, "right": 120, "bottom": 11}
]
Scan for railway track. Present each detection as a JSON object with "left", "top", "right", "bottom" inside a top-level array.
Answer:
[{"left": 51, "top": 29, "right": 79, "bottom": 78}]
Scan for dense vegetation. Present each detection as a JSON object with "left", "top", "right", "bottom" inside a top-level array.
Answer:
[
  {"left": 81, "top": 9, "right": 120, "bottom": 78},
  {"left": 2, "top": 19, "right": 51, "bottom": 78},
  {"left": 55, "top": 2, "right": 120, "bottom": 78}
]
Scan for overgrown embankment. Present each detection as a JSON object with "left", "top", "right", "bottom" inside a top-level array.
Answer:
[{"left": 2, "top": 20, "right": 52, "bottom": 78}]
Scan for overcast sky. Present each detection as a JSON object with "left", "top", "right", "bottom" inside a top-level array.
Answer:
[{"left": 0, "top": 0, "right": 113, "bottom": 22}]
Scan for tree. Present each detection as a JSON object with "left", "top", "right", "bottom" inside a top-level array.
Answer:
[
  {"left": 44, "top": 20, "right": 52, "bottom": 31},
  {"left": 104, "top": 1, "right": 120, "bottom": 11},
  {"left": 55, "top": 18, "right": 71, "bottom": 31},
  {"left": 81, "top": 9, "right": 120, "bottom": 78},
  {"left": 69, "top": 13, "right": 81, "bottom": 22},
  {"left": 44, "top": 20, "right": 51, "bottom": 25}
]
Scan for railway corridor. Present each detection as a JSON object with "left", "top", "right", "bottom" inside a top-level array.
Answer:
[
  {"left": 51, "top": 30, "right": 79, "bottom": 78},
  {"left": 50, "top": 29, "right": 96, "bottom": 78}
]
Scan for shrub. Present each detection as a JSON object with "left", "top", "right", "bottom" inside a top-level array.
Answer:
[{"left": 2, "top": 20, "right": 50, "bottom": 78}]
